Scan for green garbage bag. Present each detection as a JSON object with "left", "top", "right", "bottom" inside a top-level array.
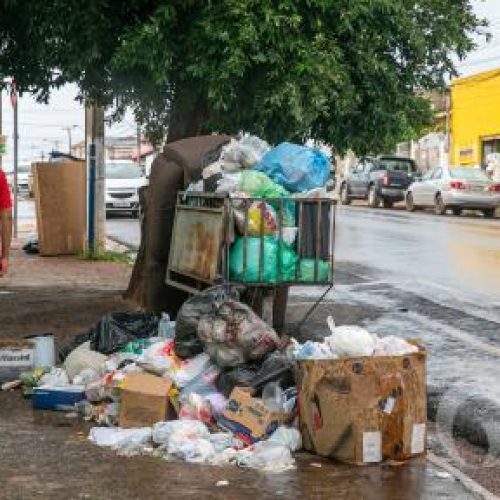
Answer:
[
  {"left": 298, "top": 258, "right": 331, "bottom": 282},
  {"left": 229, "top": 236, "right": 298, "bottom": 283},
  {"left": 239, "top": 170, "right": 289, "bottom": 198}
]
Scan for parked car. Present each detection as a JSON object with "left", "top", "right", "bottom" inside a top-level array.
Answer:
[
  {"left": 340, "top": 156, "right": 419, "bottom": 208},
  {"left": 105, "top": 162, "right": 147, "bottom": 217},
  {"left": 16, "top": 164, "right": 31, "bottom": 193},
  {"left": 405, "top": 166, "right": 500, "bottom": 217}
]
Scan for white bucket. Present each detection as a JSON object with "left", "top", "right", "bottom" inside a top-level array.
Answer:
[{"left": 25, "top": 334, "right": 56, "bottom": 368}]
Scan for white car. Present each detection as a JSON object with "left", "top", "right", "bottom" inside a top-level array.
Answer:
[
  {"left": 105, "top": 162, "right": 147, "bottom": 217},
  {"left": 405, "top": 166, "right": 500, "bottom": 218}
]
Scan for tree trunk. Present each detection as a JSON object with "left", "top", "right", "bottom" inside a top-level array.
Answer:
[{"left": 166, "top": 83, "right": 209, "bottom": 143}]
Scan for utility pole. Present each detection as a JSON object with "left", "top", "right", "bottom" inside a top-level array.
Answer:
[
  {"left": 11, "top": 83, "right": 18, "bottom": 239},
  {"left": 85, "top": 102, "right": 105, "bottom": 252},
  {"left": 63, "top": 125, "right": 77, "bottom": 154},
  {"left": 136, "top": 121, "right": 141, "bottom": 168}
]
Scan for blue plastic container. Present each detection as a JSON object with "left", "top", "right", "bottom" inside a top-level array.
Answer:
[{"left": 32, "top": 386, "right": 86, "bottom": 411}]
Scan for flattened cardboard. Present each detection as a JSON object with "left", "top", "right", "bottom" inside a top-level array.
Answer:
[
  {"left": 297, "top": 349, "right": 427, "bottom": 465},
  {"left": 119, "top": 373, "right": 176, "bottom": 428},
  {"left": 220, "top": 387, "right": 294, "bottom": 444},
  {"left": 33, "top": 161, "right": 86, "bottom": 256}
]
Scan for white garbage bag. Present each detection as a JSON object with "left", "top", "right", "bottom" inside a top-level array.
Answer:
[
  {"left": 88, "top": 427, "right": 152, "bottom": 455},
  {"left": 235, "top": 441, "right": 295, "bottom": 472},
  {"left": 268, "top": 426, "right": 302, "bottom": 452},
  {"left": 325, "top": 316, "right": 377, "bottom": 358},
  {"left": 373, "top": 336, "right": 419, "bottom": 356},
  {"left": 152, "top": 419, "right": 210, "bottom": 445}
]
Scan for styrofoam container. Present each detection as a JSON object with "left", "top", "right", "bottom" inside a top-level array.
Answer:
[{"left": 25, "top": 333, "right": 56, "bottom": 368}]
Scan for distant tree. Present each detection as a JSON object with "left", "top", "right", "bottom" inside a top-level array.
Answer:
[{"left": 0, "top": 0, "right": 486, "bottom": 153}]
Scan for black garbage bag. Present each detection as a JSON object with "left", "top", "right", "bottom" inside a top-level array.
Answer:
[
  {"left": 216, "top": 352, "right": 295, "bottom": 398},
  {"left": 88, "top": 312, "right": 159, "bottom": 354},
  {"left": 174, "top": 286, "right": 227, "bottom": 359}
]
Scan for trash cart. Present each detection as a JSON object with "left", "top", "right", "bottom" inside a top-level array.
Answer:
[{"left": 166, "top": 192, "right": 336, "bottom": 331}]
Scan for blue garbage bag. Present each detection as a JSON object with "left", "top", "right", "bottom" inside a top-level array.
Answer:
[{"left": 255, "top": 143, "right": 330, "bottom": 193}]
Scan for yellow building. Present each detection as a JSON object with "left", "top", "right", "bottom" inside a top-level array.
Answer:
[{"left": 450, "top": 68, "right": 500, "bottom": 167}]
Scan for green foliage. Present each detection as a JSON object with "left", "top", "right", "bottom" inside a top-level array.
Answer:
[{"left": 0, "top": 0, "right": 486, "bottom": 153}]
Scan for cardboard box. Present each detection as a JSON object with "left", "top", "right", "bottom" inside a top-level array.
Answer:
[
  {"left": 218, "top": 387, "right": 294, "bottom": 445},
  {"left": 0, "top": 340, "right": 34, "bottom": 383},
  {"left": 297, "top": 349, "right": 427, "bottom": 465},
  {"left": 119, "top": 373, "right": 176, "bottom": 428}
]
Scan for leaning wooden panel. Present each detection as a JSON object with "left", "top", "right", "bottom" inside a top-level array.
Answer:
[{"left": 33, "top": 162, "right": 87, "bottom": 256}]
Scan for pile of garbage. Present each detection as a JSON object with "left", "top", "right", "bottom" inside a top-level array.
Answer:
[
  {"left": 189, "top": 136, "right": 334, "bottom": 283},
  {"left": 1, "top": 294, "right": 424, "bottom": 471}
]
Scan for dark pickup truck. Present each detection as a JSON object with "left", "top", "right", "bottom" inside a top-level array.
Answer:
[{"left": 339, "top": 156, "right": 420, "bottom": 208}]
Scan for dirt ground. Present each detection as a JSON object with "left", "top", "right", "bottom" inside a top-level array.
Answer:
[{"left": 0, "top": 247, "right": 490, "bottom": 499}]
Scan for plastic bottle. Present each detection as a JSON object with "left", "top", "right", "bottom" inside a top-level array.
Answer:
[
  {"left": 262, "top": 381, "right": 286, "bottom": 411},
  {"left": 158, "top": 313, "right": 175, "bottom": 339}
]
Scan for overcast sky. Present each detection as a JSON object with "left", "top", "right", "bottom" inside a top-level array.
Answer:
[{"left": 1, "top": 0, "right": 499, "bottom": 170}]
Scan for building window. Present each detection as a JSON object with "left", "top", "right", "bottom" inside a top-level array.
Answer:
[{"left": 481, "top": 137, "right": 500, "bottom": 168}]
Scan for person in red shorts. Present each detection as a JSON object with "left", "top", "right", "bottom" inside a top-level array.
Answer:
[{"left": 0, "top": 167, "right": 12, "bottom": 276}]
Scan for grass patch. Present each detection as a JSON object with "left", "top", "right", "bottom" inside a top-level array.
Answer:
[{"left": 78, "top": 248, "right": 133, "bottom": 264}]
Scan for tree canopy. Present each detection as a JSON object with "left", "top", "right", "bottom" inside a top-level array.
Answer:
[{"left": 0, "top": 0, "right": 486, "bottom": 153}]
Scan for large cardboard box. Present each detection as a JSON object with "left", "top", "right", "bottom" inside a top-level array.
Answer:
[
  {"left": 218, "top": 387, "right": 294, "bottom": 444},
  {"left": 119, "top": 373, "right": 176, "bottom": 428},
  {"left": 0, "top": 340, "right": 34, "bottom": 383},
  {"left": 297, "top": 349, "right": 427, "bottom": 465},
  {"left": 33, "top": 161, "right": 87, "bottom": 256}
]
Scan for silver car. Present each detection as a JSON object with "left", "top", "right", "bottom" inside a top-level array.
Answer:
[{"left": 405, "top": 166, "right": 500, "bottom": 218}]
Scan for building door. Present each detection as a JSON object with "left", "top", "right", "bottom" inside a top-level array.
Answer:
[{"left": 481, "top": 137, "right": 500, "bottom": 168}]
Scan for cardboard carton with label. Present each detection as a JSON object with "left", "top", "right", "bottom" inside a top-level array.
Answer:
[{"left": 297, "top": 347, "right": 427, "bottom": 465}]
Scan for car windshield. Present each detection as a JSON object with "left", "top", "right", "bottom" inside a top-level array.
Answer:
[
  {"left": 106, "top": 164, "right": 142, "bottom": 179},
  {"left": 377, "top": 158, "right": 415, "bottom": 173},
  {"left": 449, "top": 168, "right": 491, "bottom": 182}
]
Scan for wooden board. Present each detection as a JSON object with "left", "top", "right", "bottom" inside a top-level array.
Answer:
[{"left": 33, "top": 162, "right": 87, "bottom": 256}]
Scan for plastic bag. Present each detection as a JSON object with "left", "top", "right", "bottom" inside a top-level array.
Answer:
[
  {"left": 238, "top": 170, "right": 289, "bottom": 198},
  {"left": 179, "top": 363, "right": 220, "bottom": 401},
  {"left": 234, "top": 201, "right": 278, "bottom": 236},
  {"left": 268, "top": 426, "right": 302, "bottom": 452},
  {"left": 293, "top": 340, "right": 336, "bottom": 360},
  {"left": 167, "top": 437, "right": 216, "bottom": 463},
  {"left": 255, "top": 142, "right": 330, "bottom": 193},
  {"left": 170, "top": 353, "right": 212, "bottom": 388},
  {"left": 235, "top": 441, "right": 295, "bottom": 472},
  {"left": 216, "top": 172, "right": 241, "bottom": 193},
  {"left": 89, "top": 427, "right": 152, "bottom": 456},
  {"left": 152, "top": 419, "right": 210, "bottom": 445},
  {"left": 373, "top": 336, "right": 418, "bottom": 356},
  {"left": 326, "top": 316, "right": 376, "bottom": 358},
  {"left": 229, "top": 236, "right": 298, "bottom": 283},
  {"left": 174, "top": 287, "right": 227, "bottom": 359},
  {"left": 38, "top": 367, "right": 70, "bottom": 387},
  {"left": 88, "top": 312, "right": 160, "bottom": 355},
  {"left": 298, "top": 259, "right": 330, "bottom": 282},
  {"left": 63, "top": 341, "right": 107, "bottom": 381},
  {"left": 216, "top": 352, "right": 295, "bottom": 398},
  {"left": 178, "top": 393, "right": 215, "bottom": 425},
  {"left": 222, "top": 136, "right": 270, "bottom": 169},
  {"left": 197, "top": 299, "right": 281, "bottom": 368}
]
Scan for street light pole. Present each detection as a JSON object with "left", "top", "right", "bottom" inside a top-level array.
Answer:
[{"left": 12, "top": 84, "right": 18, "bottom": 239}]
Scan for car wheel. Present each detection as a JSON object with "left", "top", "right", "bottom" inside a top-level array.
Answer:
[
  {"left": 434, "top": 194, "right": 447, "bottom": 215},
  {"left": 483, "top": 208, "right": 496, "bottom": 218},
  {"left": 406, "top": 193, "right": 416, "bottom": 212},
  {"left": 382, "top": 200, "right": 393, "bottom": 209},
  {"left": 340, "top": 183, "right": 351, "bottom": 205},
  {"left": 452, "top": 208, "right": 462, "bottom": 216},
  {"left": 368, "top": 185, "right": 379, "bottom": 208}
]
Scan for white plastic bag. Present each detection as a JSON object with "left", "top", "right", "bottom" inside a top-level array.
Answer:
[
  {"left": 235, "top": 441, "right": 295, "bottom": 472},
  {"left": 38, "top": 367, "right": 70, "bottom": 387},
  {"left": 63, "top": 341, "right": 106, "bottom": 381},
  {"left": 89, "top": 427, "right": 152, "bottom": 455},
  {"left": 216, "top": 172, "right": 242, "bottom": 193},
  {"left": 268, "top": 426, "right": 302, "bottom": 452},
  {"left": 170, "top": 353, "right": 212, "bottom": 388},
  {"left": 152, "top": 420, "right": 210, "bottom": 445},
  {"left": 373, "top": 336, "right": 418, "bottom": 356},
  {"left": 325, "top": 316, "right": 376, "bottom": 358},
  {"left": 167, "top": 437, "right": 216, "bottom": 463}
]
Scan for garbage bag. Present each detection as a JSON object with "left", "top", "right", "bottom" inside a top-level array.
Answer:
[
  {"left": 87, "top": 312, "right": 159, "bottom": 355},
  {"left": 325, "top": 316, "right": 376, "bottom": 358},
  {"left": 255, "top": 142, "right": 330, "bottom": 193},
  {"left": 89, "top": 427, "right": 152, "bottom": 456},
  {"left": 174, "top": 287, "right": 227, "bottom": 359},
  {"left": 216, "top": 352, "right": 295, "bottom": 398},
  {"left": 222, "top": 136, "right": 270, "bottom": 169},
  {"left": 298, "top": 259, "right": 330, "bottom": 282},
  {"left": 235, "top": 441, "right": 295, "bottom": 472},
  {"left": 238, "top": 170, "right": 289, "bottom": 198},
  {"left": 197, "top": 299, "right": 281, "bottom": 368},
  {"left": 63, "top": 341, "right": 106, "bottom": 381},
  {"left": 268, "top": 426, "right": 302, "bottom": 452},
  {"left": 229, "top": 236, "right": 298, "bottom": 283},
  {"left": 152, "top": 419, "right": 210, "bottom": 445},
  {"left": 234, "top": 201, "right": 278, "bottom": 236}
]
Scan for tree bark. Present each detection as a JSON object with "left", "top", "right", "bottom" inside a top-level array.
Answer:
[{"left": 166, "top": 83, "right": 209, "bottom": 143}]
